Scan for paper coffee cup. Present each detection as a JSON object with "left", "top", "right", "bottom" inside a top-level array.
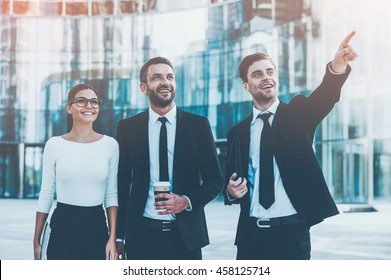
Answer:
[{"left": 153, "top": 181, "right": 170, "bottom": 202}]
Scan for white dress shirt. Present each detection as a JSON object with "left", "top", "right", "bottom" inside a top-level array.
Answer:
[
  {"left": 143, "top": 105, "right": 177, "bottom": 220},
  {"left": 248, "top": 99, "right": 298, "bottom": 219}
]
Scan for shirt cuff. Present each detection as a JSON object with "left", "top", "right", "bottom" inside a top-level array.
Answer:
[
  {"left": 328, "top": 63, "right": 345, "bottom": 75},
  {"left": 183, "top": 195, "right": 192, "bottom": 211}
]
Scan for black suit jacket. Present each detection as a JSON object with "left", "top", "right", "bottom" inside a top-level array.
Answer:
[
  {"left": 116, "top": 108, "right": 223, "bottom": 251},
  {"left": 224, "top": 63, "right": 351, "bottom": 245}
]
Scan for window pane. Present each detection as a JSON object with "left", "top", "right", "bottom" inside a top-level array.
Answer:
[
  {"left": 13, "top": 1, "right": 37, "bottom": 16},
  {"left": 119, "top": 0, "right": 138, "bottom": 14},
  {"left": 92, "top": 1, "right": 114, "bottom": 16},
  {"left": 66, "top": 1, "right": 88, "bottom": 16},
  {"left": 1, "top": 1, "right": 10, "bottom": 15},
  {"left": 39, "top": 1, "right": 63, "bottom": 16},
  {"left": 142, "top": 0, "right": 156, "bottom": 12}
]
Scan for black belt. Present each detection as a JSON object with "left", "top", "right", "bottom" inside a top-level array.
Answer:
[
  {"left": 141, "top": 217, "right": 176, "bottom": 232},
  {"left": 250, "top": 214, "right": 307, "bottom": 228}
]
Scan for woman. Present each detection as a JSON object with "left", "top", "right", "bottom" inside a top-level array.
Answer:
[{"left": 33, "top": 84, "right": 119, "bottom": 260}]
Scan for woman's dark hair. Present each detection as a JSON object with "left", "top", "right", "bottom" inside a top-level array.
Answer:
[{"left": 66, "top": 84, "right": 98, "bottom": 132}]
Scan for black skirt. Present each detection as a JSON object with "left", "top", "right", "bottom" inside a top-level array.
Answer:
[{"left": 47, "top": 202, "right": 108, "bottom": 260}]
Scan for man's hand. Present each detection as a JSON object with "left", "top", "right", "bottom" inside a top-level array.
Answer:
[
  {"left": 331, "top": 31, "right": 358, "bottom": 73},
  {"left": 154, "top": 193, "right": 190, "bottom": 214},
  {"left": 227, "top": 172, "right": 248, "bottom": 199}
]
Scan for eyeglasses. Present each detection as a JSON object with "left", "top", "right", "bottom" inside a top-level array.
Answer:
[{"left": 69, "top": 97, "right": 102, "bottom": 109}]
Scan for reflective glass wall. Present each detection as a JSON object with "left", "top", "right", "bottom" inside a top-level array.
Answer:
[
  {"left": 1, "top": 0, "right": 390, "bottom": 203},
  {"left": 310, "top": 0, "right": 391, "bottom": 203}
]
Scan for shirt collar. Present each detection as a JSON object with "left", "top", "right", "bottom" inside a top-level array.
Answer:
[
  {"left": 251, "top": 99, "right": 280, "bottom": 124},
  {"left": 149, "top": 103, "right": 177, "bottom": 125}
]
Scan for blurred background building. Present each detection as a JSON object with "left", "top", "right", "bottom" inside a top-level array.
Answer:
[{"left": 0, "top": 0, "right": 390, "bottom": 205}]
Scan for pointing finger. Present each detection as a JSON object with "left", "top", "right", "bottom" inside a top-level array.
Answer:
[{"left": 340, "top": 31, "right": 356, "bottom": 48}]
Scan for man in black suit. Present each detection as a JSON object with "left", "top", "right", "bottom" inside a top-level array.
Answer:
[
  {"left": 224, "top": 32, "right": 358, "bottom": 259},
  {"left": 116, "top": 57, "right": 223, "bottom": 260}
]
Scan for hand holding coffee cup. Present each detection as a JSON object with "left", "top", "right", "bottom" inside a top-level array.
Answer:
[{"left": 154, "top": 181, "right": 171, "bottom": 202}]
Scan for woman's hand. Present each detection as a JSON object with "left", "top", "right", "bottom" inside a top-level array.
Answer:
[
  {"left": 33, "top": 242, "right": 42, "bottom": 260},
  {"left": 105, "top": 238, "right": 119, "bottom": 260}
]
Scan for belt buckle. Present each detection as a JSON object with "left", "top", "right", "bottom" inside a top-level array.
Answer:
[
  {"left": 256, "top": 218, "right": 271, "bottom": 228},
  {"left": 162, "top": 221, "right": 172, "bottom": 232}
]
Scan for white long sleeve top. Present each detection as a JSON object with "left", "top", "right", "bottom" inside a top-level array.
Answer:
[{"left": 37, "top": 135, "right": 119, "bottom": 213}]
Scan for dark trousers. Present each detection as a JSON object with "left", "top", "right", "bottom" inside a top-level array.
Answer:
[
  {"left": 126, "top": 219, "right": 202, "bottom": 260},
  {"left": 237, "top": 221, "right": 311, "bottom": 260}
]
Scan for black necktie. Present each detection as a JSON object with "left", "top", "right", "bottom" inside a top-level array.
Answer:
[
  {"left": 158, "top": 117, "right": 169, "bottom": 182},
  {"left": 258, "top": 113, "right": 275, "bottom": 209}
]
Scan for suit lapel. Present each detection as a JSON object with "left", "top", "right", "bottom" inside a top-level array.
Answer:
[
  {"left": 239, "top": 115, "right": 252, "bottom": 183},
  {"left": 138, "top": 110, "right": 150, "bottom": 191},
  {"left": 234, "top": 114, "right": 252, "bottom": 209},
  {"left": 272, "top": 100, "right": 287, "bottom": 142},
  {"left": 172, "top": 108, "right": 184, "bottom": 192}
]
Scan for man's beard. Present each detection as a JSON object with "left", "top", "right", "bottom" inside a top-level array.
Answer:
[{"left": 147, "top": 85, "right": 175, "bottom": 108}]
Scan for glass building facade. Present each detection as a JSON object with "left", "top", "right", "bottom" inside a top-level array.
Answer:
[{"left": 1, "top": 0, "right": 390, "bottom": 203}]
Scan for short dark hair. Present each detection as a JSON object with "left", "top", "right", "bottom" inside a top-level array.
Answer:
[
  {"left": 139, "top": 56, "right": 174, "bottom": 83},
  {"left": 239, "top": 53, "right": 276, "bottom": 82}
]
